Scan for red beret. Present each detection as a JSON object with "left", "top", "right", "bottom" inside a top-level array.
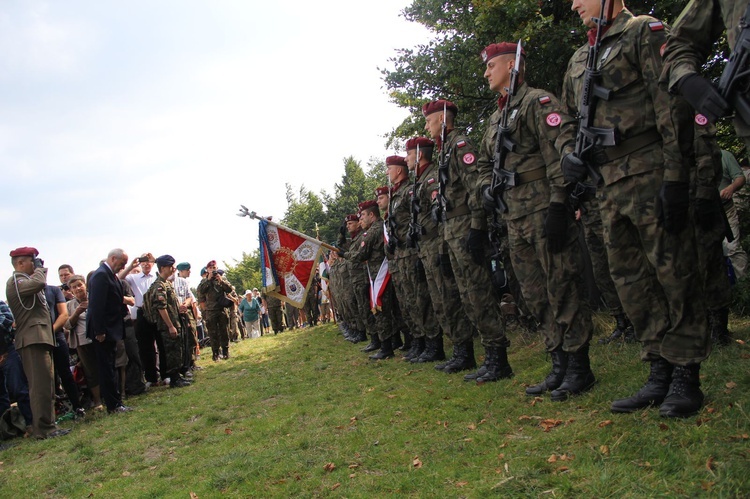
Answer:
[
  {"left": 481, "top": 42, "right": 525, "bottom": 64},
  {"left": 405, "top": 137, "right": 435, "bottom": 150},
  {"left": 206, "top": 259, "right": 217, "bottom": 267},
  {"left": 385, "top": 155, "right": 407, "bottom": 167},
  {"left": 358, "top": 200, "right": 378, "bottom": 211},
  {"left": 345, "top": 214, "right": 358, "bottom": 223},
  {"left": 375, "top": 186, "right": 390, "bottom": 197},
  {"left": 9, "top": 246, "right": 38, "bottom": 258},
  {"left": 422, "top": 99, "right": 458, "bottom": 117}
]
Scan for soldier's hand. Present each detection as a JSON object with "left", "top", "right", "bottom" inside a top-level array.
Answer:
[
  {"left": 658, "top": 181, "right": 690, "bottom": 234},
  {"left": 481, "top": 184, "right": 496, "bottom": 211},
  {"left": 694, "top": 197, "right": 723, "bottom": 232},
  {"left": 561, "top": 153, "right": 588, "bottom": 184},
  {"left": 386, "top": 239, "right": 397, "bottom": 255},
  {"left": 678, "top": 73, "right": 730, "bottom": 123},
  {"left": 544, "top": 202, "right": 568, "bottom": 254},
  {"left": 169, "top": 325, "right": 178, "bottom": 338},
  {"left": 466, "top": 228, "right": 487, "bottom": 265}
]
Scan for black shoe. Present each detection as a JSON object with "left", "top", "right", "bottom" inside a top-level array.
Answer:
[
  {"left": 464, "top": 363, "right": 488, "bottom": 382},
  {"left": 599, "top": 313, "right": 634, "bottom": 344},
  {"left": 369, "top": 338, "right": 395, "bottom": 360},
  {"left": 476, "top": 346, "right": 513, "bottom": 383},
  {"left": 403, "top": 336, "right": 425, "bottom": 361},
  {"left": 526, "top": 348, "right": 567, "bottom": 395},
  {"left": 361, "top": 335, "right": 381, "bottom": 353},
  {"left": 108, "top": 405, "right": 133, "bottom": 414},
  {"left": 659, "top": 364, "right": 704, "bottom": 418},
  {"left": 439, "top": 340, "right": 477, "bottom": 374},
  {"left": 222, "top": 347, "right": 230, "bottom": 359},
  {"left": 212, "top": 350, "right": 220, "bottom": 362},
  {"left": 415, "top": 334, "right": 446, "bottom": 363},
  {"left": 550, "top": 346, "right": 595, "bottom": 401},
  {"left": 611, "top": 358, "right": 672, "bottom": 413},
  {"left": 43, "top": 428, "right": 71, "bottom": 439},
  {"left": 170, "top": 377, "right": 191, "bottom": 388},
  {"left": 392, "top": 333, "right": 403, "bottom": 350},
  {"left": 399, "top": 331, "right": 412, "bottom": 352},
  {"left": 710, "top": 307, "right": 732, "bottom": 346}
]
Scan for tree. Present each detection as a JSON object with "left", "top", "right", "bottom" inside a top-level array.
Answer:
[{"left": 224, "top": 250, "right": 262, "bottom": 293}]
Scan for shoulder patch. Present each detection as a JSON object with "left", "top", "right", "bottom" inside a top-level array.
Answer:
[
  {"left": 538, "top": 96, "right": 551, "bottom": 105},
  {"left": 546, "top": 113, "right": 562, "bottom": 127},
  {"left": 457, "top": 140, "right": 467, "bottom": 148},
  {"left": 427, "top": 177, "right": 436, "bottom": 185},
  {"left": 695, "top": 114, "right": 708, "bottom": 126},
  {"left": 649, "top": 21, "right": 664, "bottom": 31},
  {"left": 462, "top": 152, "right": 476, "bottom": 165},
  {"left": 361, "top": 240, "right": 366, "bottom": 247}
]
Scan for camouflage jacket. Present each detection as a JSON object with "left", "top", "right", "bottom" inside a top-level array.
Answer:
[
  {"left": 478, "top": 82, "right": 576, "bottom": 220},
  {"left": 389, "top": 179, "right": 414, "bottom": 259},
  {"left": 440, "top": 129, "right": 487, "bottom": 239},
  {"left": 562, "top": 9, "right": 694, "bottom": 186},
  {"left": 415, "top": 161, "right": 443, "bottom": 253},
  {"left": 347, "top": 220, "right": 387, "bottom": 279},
  {"left": 145, "top": 276, "right": 181, "bottom": 332},
  {"left": 345, "top": 230, "right": 369, "bottom": 285},
  {"left": 693, "top": 116, "right": 723, "bottom": 200},
  {"left": 197, "top": 275, "right": 233, "bottom": 311}
]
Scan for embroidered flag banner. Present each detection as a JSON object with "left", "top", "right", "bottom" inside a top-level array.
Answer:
[{"left": 259, "top": 219, "right": 324, "bottom": 308}]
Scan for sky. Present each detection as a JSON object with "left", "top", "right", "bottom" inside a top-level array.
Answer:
[{"left": 0, "top": 0, "right": 431, "bottom": 299}]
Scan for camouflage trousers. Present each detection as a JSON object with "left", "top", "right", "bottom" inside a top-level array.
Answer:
[
  {"left": 180, "top": 314, "right": 197, "bottom": 370},
  {"left": 394, "top": 250, "right": 437, "bottom": 339},
  {"left": 695, "top": 210, "right": 732, "bottom": 311},
  {"left": 508, "top": 209, "right": 592, "bottom": 353},
  {"left": 599, "top": 171, "right": 709, "bottom": 365},
  {"left": 351, "top": 279, "right": 372, "bottom": 335},
  {"left": 385, "top": 261, "right": 408, "bottom": 335},
  {"left": 158, "top": 327, "right": 184, "bottom": 377},
  {"left": 229, "top": 308, "right": 240, "bottom": 341},
  {"left": 580, "top": 197, "right": 624, "bottom": 315},
  {"left": 205, "top": 309, "right": 230, "bottom": 352},
  {"left": 268, "top": 306, "right": 283, "bottom": 333},
  {"left": 369, "top": 281, "right": 396, "bottom": 342}
]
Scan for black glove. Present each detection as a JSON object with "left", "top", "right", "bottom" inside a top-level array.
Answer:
[
  {"left": 694, "top": 197, "right": 723, "bottom": 232},
  {"left": 658, "top": 181, "right": 690, "bottom": 234},
  {"left": 561, "top": 153, "right": 588, "bottom": 183},
  {"left": 386, "top": 239, "right": 397, "bottom": 255},
  {"left": 481, "top": 184, "right": 496, "bottom": 211},
  {"left": 678, "top": 73, "right": 730, "bottom": 123},
  {"left": 439, "top": 253, "right": 454, "bottom": 278},
  {"left": 545, "top": 202, "right": 568, "bottom": 254},
  {"left": 466, "top": 228, "right": 487, "bottom": 265},
  {"left": 415, "top": 258, "right": 427, "bottom": 282}
]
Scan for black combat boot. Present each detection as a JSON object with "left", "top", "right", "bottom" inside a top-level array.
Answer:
[
  {"left": 435, "top": 342, "right": 461, "bottom": 371},
  {"left": 415, "top": 334, "right": 446, "bottom": 363},
  {"left": 611, "top": 357, "right": 673, "bottom": 413},
  {"left": 464, "top": 362, "right": 488, "bottom": 382},
  {"left": 369, "top": 337, "right": 395, "bottom": 360},
  {"left": 361, "top": 334, "right": 381, "bottom": 353},
  {"left": 475, "top": 346, "right": 513, "bottom": 383},
  {"left": 599, "top": 313, "right": 634, "bottom": 344},
  {"left": 710, "top": 307, "right": 732, "bottom": 346},
  {"left": 392, "top": 332, "right": 403, "bottom": 350},
  {"left": 403, "top": 336, "right": 425, "bottom": 361},
  {"left": 441, "top": 340, "right": 477, "bottom": 374},
  {"left": 399, "top": 330, "right": 412, "bottom": 352},
  {"left": 659, "top": 364, "right": 704, "bottom": 418},
  {"left": 212, "top": 350, "right": 220, "bottom": 362},
  {"left": 526, "top": 348, "right": 568, "bottom": 395},
  {"left": 222, "top": 346, "right": 230, "bottom": 359},
  {"left": 550, "top": 346, "right": 595, "bottom": 401}
]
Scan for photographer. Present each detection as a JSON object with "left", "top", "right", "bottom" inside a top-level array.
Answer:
[{"left": 196, "top": 260, "right": 233, "bottom": 361}]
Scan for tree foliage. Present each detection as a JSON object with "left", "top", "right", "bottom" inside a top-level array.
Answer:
[{"left": 224, "top": 250, "right": 262, "bottom": 293}]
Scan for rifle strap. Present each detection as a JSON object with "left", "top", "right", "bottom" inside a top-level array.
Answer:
[
  {"left": 592, "top": 128, "right": 661, "bottom": 164},
  {"left": 516, "top": 167, "right": 547, "bottom": 185}
]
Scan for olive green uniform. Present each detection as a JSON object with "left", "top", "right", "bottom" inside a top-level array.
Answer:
[
  {"left": 197, "top": 276, "right": 233, "bottom": 354},
  {"left": 146, "top": 276, "right": 184, "bottom": 377}
]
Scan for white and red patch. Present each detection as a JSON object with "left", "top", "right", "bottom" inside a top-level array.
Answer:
[
  {"left": 462, "top": 152, "right": 476, "bottom": 164},
  {"left": 546, "top": 113, "right": 561, "bottom": 127},
  {"left": 431, "top": 191, "right": 438, "bottom": 201},
  {"left": 695, "top": 114, "right": 708, "bottom": 126},
  {"left": 539, "top": 96, "right": 551, "bottom": 105},
  {"left": 427, "top": 177, "right": 436, "bottom": 184},
  {"left": 361, "top": 240, "right": 366, "bottom": 247},
  {"left": 649, "top": 21, "right": 664, "bottom": 31},
  {"left": 457, "top": 140, "right": 467, "bottom": 148}
]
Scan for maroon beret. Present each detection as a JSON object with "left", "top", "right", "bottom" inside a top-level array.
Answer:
[
  {"left": 422, "top": 99, "right": 458, "bottom": 117},
  {"left": 9, "top": 246, "right": 39, "bottom": 258},
  {"left": 375, "top": 186, "right": 390, "bottom": 197},
  {"left": 405, "top": 137, "right": 435, "bottom": 151},
  {"left": 358, "top": 200, "right": 378, "bottom": 211},
  {"left": 345, "top": 214, "right": 358, "bottom": 223},
  {"left": 206, "top": 259, "right": 217, "bottom": 267},
  {"left": 481, "top": 42, "right": 525, "bottom": 64},
  {"left": 385, "top": 155, "right": 407, "bottom": 167}
]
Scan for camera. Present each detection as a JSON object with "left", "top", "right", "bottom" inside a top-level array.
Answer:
[
  {"left": 61, "top": 283, "right": 70, "bottom": 291},
  {"left": 33, "top": 257, "right": 44, "bottom": 269}
]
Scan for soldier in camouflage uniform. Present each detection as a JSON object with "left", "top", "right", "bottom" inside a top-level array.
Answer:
[
  {"left": 145, "top": 255, "right": 189, "bottom": 388},
  {"left": 349, "top": 213, "right": 379, "bottom": 351},
  {"left": 336, "top": 214, "right": 366, "bottom": 342},
  {"left": 477, "top": 42, "right": 594, "bottom": 400},
  {"left": 661, "top": 0, "right": 750, "bottom": 153},
  {"left": 345, "top": 201, "right": 395, "bottom": 359},
  {"left": 564, "top": 0, "right": 708, "bottom": 417},
  {"left": 423, "top": 99, "right": 511, "bottom": 382},
  {"left": 197, "top": 259, "right": 233, "bottom": 361},
  {"left": 264, "top": 293, "right": 284, "bottom": 334},
  {"left": 377, "top": 183, "right": 407, "bottom": 350}
]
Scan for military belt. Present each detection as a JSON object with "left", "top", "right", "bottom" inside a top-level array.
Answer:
[
  {"left": 516, "top": 167, "right": 547, "bottom": 185},
  {"left": 591, "top": 128, "right": 662, "bottom": 165},
  {"left": 445, "top": 204, "right": 470, "bottom": 220},
  {"left": 422, "top": 227, "right": 439, "bottom": 240}
]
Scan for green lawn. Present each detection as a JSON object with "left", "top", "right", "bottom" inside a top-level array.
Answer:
[{"left": 1, "top": 314, "right": 749, "bottom": 498}]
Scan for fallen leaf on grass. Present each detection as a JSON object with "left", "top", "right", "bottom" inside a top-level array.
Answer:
[
  {"left": 598, "top": 420, "right": 613, "bottom": 428},
  {"left": 349, "top": 473, "right": 356, "bottom": 478},
  {"left": 519, "top": 415, "right": 531, "bottom": 421},
  {"left": 122, "top": 471, "right": 131, "bottom": 477},
  {"left": 386, "top": 395, "right": 396, "bottom": 399},
  {"left": 366, "top": 387, "right": 375, "bottom": 392},
  {"left": 456, "top": 481, "right": 469, "bottom": 487},
  {"left": 554, "top": 466, "right": 570, "bottom": 474},
  {"left": 736, "top": 339, "right": 746, "bottom": 345},
  {"left": 701, "top": 481, "right": 716, "bottom": 491},
  {"left": 467, "top": 424, "right": 477, "bottom": 430},
  {"left": 190, "top": 493, "right": 199, "bottom": 499},
  {"left": 706, "top": 407, "right": 716, "bottom": 414},
  {"left": 658, "top": 423, "right": 669, "bottom": 431},
  {"left": 600, "top": 445, "right": 610, "bottom": 455},
  {"left": 491, "top": 476, "right": 515, "bottom": 488},
  {"left": 348, "top": 464, "right": 359, "bottom": 469},
  {"left": 726, "top": 381, "right": 737, "bottom": 389},
  {"left": 224, "top": 428, "right": 232, "bottom": 435},
  {"left": 540, "top": 419, "right": 563, "bottom": 432},
  {"left": 350, "top": 416, "right": 358, "bottom": 423},
  {"left": 547, "top": 454, "right": 557, "bottom": 463},
  {"left": 497, "top": 453, "right": 505, "bottom": 460},
  {"left": 706, "top": 456, "right": 715, "bottom": 471},
  {"left": 324, "top": 462, "right": 336, "bottom": 472},
  {"left": 331, "top": 483, "right": 340, "bottom": 490},
  {"left": 696, "top": 418, "right": 711, "bottom": 426},
  {"left": 413, "top": 457, "right": 423, "bottom": 468}
]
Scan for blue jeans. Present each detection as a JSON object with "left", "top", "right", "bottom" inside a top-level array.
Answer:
[{"left": 0, "top": 343, "right": 33, "bottom": 426}]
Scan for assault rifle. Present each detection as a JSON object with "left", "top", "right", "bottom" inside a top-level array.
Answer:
[
  {"left": 718, "top": 2, "right": 750, "bottom": 125},
  {"left": 569, "top": 0, "right": 615, "bottom": 207},
  {"left": 406, "top": 143, "right": 425, "bottom": 249},
  {"left": 433, "top": 102, "right": 451, "bottom": 223},
  {"left": 386, "top": 175, "right": 398, "bottom": 254}
]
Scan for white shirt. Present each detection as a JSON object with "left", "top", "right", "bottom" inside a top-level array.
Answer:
[
  {"left": 125, "top": 271, "right": 156, "bottom": 319},
  {"left": 173, "top": 276, "right": 195, "bottom": 305}
]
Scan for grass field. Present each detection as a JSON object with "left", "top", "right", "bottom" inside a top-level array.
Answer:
[{"left": 1, "top": 314, "right": 749, "bottom": 498}]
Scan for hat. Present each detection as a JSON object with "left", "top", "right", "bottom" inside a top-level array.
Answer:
[
  {"left": 176, "top": 262, "right": 191, "bottom": 271},
  {"left": 422, "top": 99, "right": 458, "bottom": 117},
  {"left": 9, "top": 247, "right": 39, "bottom": 258},
  {"left": 217, "top": 269, "right": 225, "bottom": 276},
  {"left": 244, "top": 289, "right": 253, "bottom": 296},
  {"left": 345, "top": 214, "right": 358, "bottom": 223},
  {"left": 200, "top": 267, "right": 208, "bottom": 276},
  {"left": 358, "top": 200, "right": 378, "bottom": 212},
  {"left": 375, "top": 186, "right": 390, "bottom": 197},
  {"left": 481, "top": 42, "right": 525, "bottom": 63},
  {"left": 252, "top": 288, "right": 258, "bottom": 292},
  {"left": 405, "top": 137, "right": 435, "bottom": 150},
  {"left": 155, "top": 254, "right": 175, "bottom": 267},
  {"left": 139, "top": 252, "right": 155, "bottom": 263},
  {"left": 206, "top": 260, "right": 217, "bottom": 268},
  {"left": 385, "top": 155, "right": 407, "bottom": 168}
]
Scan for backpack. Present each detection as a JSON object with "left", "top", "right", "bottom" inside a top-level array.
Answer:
[{"left": 141, "top": 282, "right": 160, "bottom": 324}]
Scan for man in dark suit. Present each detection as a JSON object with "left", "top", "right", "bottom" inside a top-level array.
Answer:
[{"left": 86, "top": 248, "right": 132, "bottom": 414}]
